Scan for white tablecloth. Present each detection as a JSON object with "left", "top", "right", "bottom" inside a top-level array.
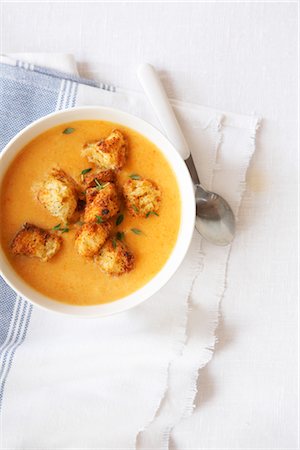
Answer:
[{"left": 2, "top": 3, "right": 298, "bottom": 448}]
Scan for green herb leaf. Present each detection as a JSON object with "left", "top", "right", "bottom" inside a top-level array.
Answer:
[
  {"left": 146, "top": 211, "right": 159, "bottom": 218},
  {"left": 116, "top": 214, "right": 124, "bottom": 226},
  {"left": 132, "top": 205, "right": 139, "bottom": 213},
  {"left": 112, "top": 238, "right": 117, "bottom": 249},
  {"left": 131, "top": 228, "right": 142, "bottom": 235},
  {"left": 81, "top": 168, "right": 92, "bottom": 175},
  {"left": 96, "top": 215, "right": 103, "bottom": 223},
  {"left": 63, "top": 127, "right": 75, "bottom": 134},
  {"left": 53, "top": 223, "right": 69, "bottom": 233},
  {"left": 129, "top": 173, "right": 141, "bottom": 180},
  {"left": 116, "top": 231, "right": 125, "bottom": 241}
]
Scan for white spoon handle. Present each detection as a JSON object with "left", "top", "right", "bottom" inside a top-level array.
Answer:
[{"left": 137, "top": 63, "right": 190, "bottom": 160}]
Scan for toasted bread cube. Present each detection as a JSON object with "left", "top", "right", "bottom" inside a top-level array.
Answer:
[
  {"left": 81, "top": 129, "right": 127, "bottom": 170},
  {"left": 75, "top": 221, "right": 112, "bottom": 257},
  {"left": 123, "top": 178, "right": 161, "bottom": 218},
  {"left": 11, "top": 223, "right": 62, "bottom": 262},
  {"left": 82, "top": 169, "right": 116, "bottom": 188},
  {"left": 94, "top": 238, "right": 134, "bottom": 275},
  {"left": 84, "top": 183, "right": 120, "bottom": 223},
  {"left": 37, "top": 168, "right": 79, "bottom": 222}
]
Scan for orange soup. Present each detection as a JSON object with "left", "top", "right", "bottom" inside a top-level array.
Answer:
[{"left": 0, "top": 121, "right": 181, "bottom": 305}]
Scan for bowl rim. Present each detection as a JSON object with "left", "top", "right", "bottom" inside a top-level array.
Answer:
[{"left": 0, "top": 106, "right": 195, "bottom": 317}]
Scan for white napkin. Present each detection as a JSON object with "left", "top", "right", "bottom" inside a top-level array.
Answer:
[{"left": 1, "top": 54, "right": 259, "bottom": 449}]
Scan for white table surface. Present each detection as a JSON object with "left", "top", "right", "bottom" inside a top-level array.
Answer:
[{"left": 1, "top": 2, "right": 298, "bottom": 449}]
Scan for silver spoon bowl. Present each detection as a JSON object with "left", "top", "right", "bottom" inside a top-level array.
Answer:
[
  {"left": 195, "top": 185, "right": 235, "bottom": 245},
  {"left": 186, "top": 154, "right": 235, "bottom": 245}
]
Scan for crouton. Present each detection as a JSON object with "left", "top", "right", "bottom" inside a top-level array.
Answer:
[
  {"left": 94, "top": 238, "right": 134, "bottom": 275},
  {"left": 82, "top": 169, "right": 116, "bottom": 188},
  {"left": 37, "top": 168, "right": 79, "bottom": 222},
  {"left": 81, "top": 129, "right": 127, "bottom": 170},
  {"left": 11, "top": 223, "right": 62, "bottom": 262},
  {"left": 123, "top": 178, "right": 161, "bottom": 218},
  {"left": 84, "top": 183, "right": 120, "bottom": 223},
  {"left": 75, "top": 221, "right": 112, "bottom": 257}
]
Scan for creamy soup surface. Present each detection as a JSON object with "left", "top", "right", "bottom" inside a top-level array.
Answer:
[{"left": 0, "top": 120, "right": 181, "bottom": 305}]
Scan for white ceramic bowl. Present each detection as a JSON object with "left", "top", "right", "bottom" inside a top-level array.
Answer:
[{"left": 0, "top": 106, "right": 195, "bottom": 317}]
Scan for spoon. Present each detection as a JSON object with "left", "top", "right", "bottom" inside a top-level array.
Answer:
[{"left": 137, "top": 63, "right": 235, "bottom": 246}]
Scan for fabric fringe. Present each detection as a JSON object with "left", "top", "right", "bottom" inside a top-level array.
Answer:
[
  {"left": 135, "top": 231, "right": 204, "bottom": 449},
  {"left": 164, "top": 116, "right": 261, "bottom": 449}
]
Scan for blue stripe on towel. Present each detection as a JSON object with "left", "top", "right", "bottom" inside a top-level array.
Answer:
[
  {"left": 3, "top": 56, "right": 115, "bottom": 91},
  {"left": 0, "top": 63, "right": 61, "bottom": 147},
  {"left": 0, "top": 58, "right": 81, "bottom": 409},
  {"left": 0, "top": 300, "right": 33, "bottom": 409}
]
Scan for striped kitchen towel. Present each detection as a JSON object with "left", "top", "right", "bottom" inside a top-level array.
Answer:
[
  {"left": 0, "top": 56, "right": 102, "bottom": 416},
  {"left": 0, "top": 54, "right": 258, "bottom": 449}
]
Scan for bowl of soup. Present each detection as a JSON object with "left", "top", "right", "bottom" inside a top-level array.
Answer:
[{"left": 0, "top": 106, "right": 195, "bottom": 317}]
